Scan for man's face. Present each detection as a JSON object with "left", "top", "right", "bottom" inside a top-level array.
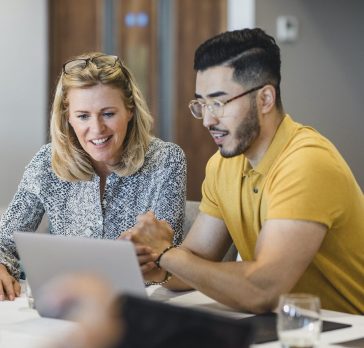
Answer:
[{"left": 195, "top": 66, "right": 260, "bottom": 158}]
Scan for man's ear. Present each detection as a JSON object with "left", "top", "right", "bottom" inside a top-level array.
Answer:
[{"left": 259, "top": 85, "right": 276, "bottom": 114}]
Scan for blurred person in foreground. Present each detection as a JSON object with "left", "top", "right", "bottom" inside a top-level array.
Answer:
[
  {"left": 125, "top": 28, "right": 364, "bottom": 314},
  {"left": 38, "top": 275, "right": 252, "bottom": 348},
  {"left": 0, "top": 53, "right": 186, "bottom": 300}
]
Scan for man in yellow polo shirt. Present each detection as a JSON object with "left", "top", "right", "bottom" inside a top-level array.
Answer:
[{"left": 127, "top": 28, "right": 364, "bottom": 314}]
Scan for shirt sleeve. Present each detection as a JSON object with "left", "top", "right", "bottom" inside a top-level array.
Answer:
[
  {"left": 151, "top": 143, "right": 187, "bottom": 245},
  {"left": 200, "top": 154, "right": 223, "bottom": 219},
  {"left": 0, "top": 147, "right": 47, "bottom": 278}
]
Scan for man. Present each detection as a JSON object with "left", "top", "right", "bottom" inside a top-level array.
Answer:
[{"left": 126, "top": 28, "right": 364, "bottom": 314}]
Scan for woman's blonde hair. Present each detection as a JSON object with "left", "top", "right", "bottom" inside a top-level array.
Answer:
[{"left": 50, "top": 52, "right": 153, "bottom": 181}]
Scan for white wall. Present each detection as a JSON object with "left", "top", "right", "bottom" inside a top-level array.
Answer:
[
  {"left": 256, "top": 0, "right": 364, "bottom": 189},
  {"left": 0, "top": 0, "right": 47, "bottom": 209},
  {"left": 228, "top": 0, "right": 255, "bottom": 30}
]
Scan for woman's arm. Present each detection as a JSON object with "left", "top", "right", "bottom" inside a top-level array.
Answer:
[
  {"left": 150, "top": 142, "right": 187, "bottom": 245},
  {"left": 0, "top": 146, "right": 49, "bottom": 283}
]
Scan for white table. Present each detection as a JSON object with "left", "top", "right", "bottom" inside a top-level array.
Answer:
[
  {"left": 147, "top": 286, "right": 364, "bottom": 348},
  {"left": 0, "top": 293, "right": 75, "bottom": 347},
  {"left": 0, "top": 285, "right": 363, "bottom": 348}
]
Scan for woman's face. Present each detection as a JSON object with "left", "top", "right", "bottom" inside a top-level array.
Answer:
[{"left": 68, "top": 84, "right": 132, "bottom": 174}]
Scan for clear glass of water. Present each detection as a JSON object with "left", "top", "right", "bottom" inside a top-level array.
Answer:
[{"left": 277, "top": 293, "right": 321, "bottom": 348}]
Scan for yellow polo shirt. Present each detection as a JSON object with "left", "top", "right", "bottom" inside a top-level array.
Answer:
[{"left": 200, "top": 115, "right": 364, "bottom": 314}]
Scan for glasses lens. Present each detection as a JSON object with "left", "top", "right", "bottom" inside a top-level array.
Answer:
[
  {"left": 208, "top": 101, "right": 224, "bottom": 118},
  {"left": 189, "top": 101, "right": 203, "bottom": 119},
  {"left": 92, "top": 55, "right": 118, "bottom": 69},
  {"left": 64, "top": 59, "right": 88, "bottom": 74}
]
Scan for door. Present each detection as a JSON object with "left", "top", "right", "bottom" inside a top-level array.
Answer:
[{"left": 48, "top": 0, "right": 227, "bottom": 200}]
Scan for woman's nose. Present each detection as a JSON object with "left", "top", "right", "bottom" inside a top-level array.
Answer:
[{"left": 91, "top": 117, "right": 106, "bottom": 133}]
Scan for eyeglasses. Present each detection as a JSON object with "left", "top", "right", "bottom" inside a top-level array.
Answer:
[
  {"left": 62, "top": 54, "right": 120, "bottom": 75},
  {"left": 188, "top": 84, "right": 266, "bottom": 120}
]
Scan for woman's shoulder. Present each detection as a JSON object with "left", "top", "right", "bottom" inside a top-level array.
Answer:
[
  {"left": 23, "top": 143, "right": 53, "bottom": 177},
  {"left": 26, "top": 143, "right": 51, "bottom": 167},
  {"left": 19, "top": 144, "right": 59, "bottom": 193},
  {"left": 146, "top": 138, "right": 185, "bottom": 163}
]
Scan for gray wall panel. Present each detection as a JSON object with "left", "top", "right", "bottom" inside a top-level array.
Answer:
[{"left": 256, "top": 0, "right": 363, "bottom": 189}]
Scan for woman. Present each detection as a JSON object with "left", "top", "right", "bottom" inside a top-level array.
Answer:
[{"left": 0, "top": 53, "right": 186, "bottom": 300}]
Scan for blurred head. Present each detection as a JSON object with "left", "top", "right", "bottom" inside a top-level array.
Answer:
[
  {"left": 51, "top": 52, "right": 153, "bottom": 181},
  {"left": 194, "top": 28, "right": 283, "bottom": 112}
]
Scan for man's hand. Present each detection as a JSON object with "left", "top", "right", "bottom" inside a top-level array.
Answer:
[
  {"left": 118, "top": 231, "right": 158, "bottom": 274},
  {"left": 118, "top": 212, "right": 174, "bottom": 276},
  {"left": 0, "top": 264, "right": 21, "bottom": 301},
  {"left": 126, "top": 212, "right": 174, "bottom": 254},
  {"left": 133, "top": 244, "right": 158, "bottom": 274}
]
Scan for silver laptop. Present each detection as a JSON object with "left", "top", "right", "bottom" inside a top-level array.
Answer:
[{"left": 14, "top": 232, "right": 146, "bottom": 314}]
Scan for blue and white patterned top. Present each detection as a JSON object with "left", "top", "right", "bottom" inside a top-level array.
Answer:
[{"left": 0, "top": 138, "right": 186, "bottom": 278}]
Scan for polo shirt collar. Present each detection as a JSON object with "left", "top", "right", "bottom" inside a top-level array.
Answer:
[{"left": 243, "top": 114, "right": 298, "bottom": 176}]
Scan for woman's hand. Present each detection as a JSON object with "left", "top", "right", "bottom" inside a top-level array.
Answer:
[{"left": 0, "top": 264, "right": 21, "bottom": 301}]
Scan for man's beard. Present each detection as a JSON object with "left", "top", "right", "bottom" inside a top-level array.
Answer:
[{"left": 220, "top": 99, "right": 260, "bottom": 158}]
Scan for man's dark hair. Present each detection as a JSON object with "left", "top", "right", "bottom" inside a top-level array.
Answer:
[{"left": 194, "top": 28, "right": 283, "bottom": 111}]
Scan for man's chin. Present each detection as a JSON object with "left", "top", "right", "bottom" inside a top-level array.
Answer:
[{"left": 218, "top": 145, "right": 245, "bottom": 158}]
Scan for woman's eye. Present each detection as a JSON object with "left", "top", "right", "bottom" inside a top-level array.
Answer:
[
  {"left": 103, "top": 112, "right": 114, "bottom": 118},
  {"left": 77, "top": 114, "right": 89, "bottom": 120}
]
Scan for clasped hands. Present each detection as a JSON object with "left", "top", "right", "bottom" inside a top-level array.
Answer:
[{"left": 118, "top": 211, "right": 173, "bottom": 281}]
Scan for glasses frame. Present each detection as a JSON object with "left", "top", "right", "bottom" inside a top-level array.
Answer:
[
  {"left": 189, "top": 84, "right": 266, "bottom": 119},
  {"left": 62, "top": 54, "right": 120, "bottom": 75}
]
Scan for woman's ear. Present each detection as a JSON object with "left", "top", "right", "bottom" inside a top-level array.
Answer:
[
  {"left": 127, "top": 109, "right": 133, "bottom": 122},
  {"left": 259, "top": 85, "right": 276, "bottom": 114}
]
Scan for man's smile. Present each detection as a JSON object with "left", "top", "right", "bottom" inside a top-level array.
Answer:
[{"left": 209, "top": 127, "right": 229, "bottom": 145}]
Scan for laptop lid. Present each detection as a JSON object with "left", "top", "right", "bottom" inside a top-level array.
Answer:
[
  {"left": 117, "top": 294, "right": 255, "bottom": 348},
  {"left": 14, "top": 232, "right": 146, "bottom": 315}
]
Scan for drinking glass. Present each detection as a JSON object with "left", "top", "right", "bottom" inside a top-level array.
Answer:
[{"left": 277, "top": 293, "right": 321, "bottom": 348}]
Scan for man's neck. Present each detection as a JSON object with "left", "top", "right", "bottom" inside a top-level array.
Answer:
[{"left": 245, "top": 112, "right": 284, "bottom": 168}]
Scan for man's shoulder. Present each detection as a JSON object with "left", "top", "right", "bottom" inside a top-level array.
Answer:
[
  {"left": 291, "top": 131, "right": 346, "bottom": 172},
  {"left": 269, "top": 124, "right": 358, "bottom": 193}
]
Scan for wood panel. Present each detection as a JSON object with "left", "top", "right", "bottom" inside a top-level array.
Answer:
[
  {"left": 174, "top": 0, "right": 227, "bottom": 200},
  {"left": 115, "top": 0, "right": 159, "bottom": 131},
  {"left": 48, "top": 0, "right": 103, "bottom": 100},
  {"left": 48, "top": 0, "right": 227, "bottom": 201}
]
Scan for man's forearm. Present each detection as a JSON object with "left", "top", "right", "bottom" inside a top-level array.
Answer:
[{"left": 160, "top": 247, "right": 275, "bottom": 313}]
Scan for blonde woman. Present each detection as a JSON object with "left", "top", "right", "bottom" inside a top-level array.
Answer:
[{"left": 0, "top": 53, "right": 186, "bottom": 300}]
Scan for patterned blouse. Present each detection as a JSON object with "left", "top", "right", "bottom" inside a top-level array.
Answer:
[{"left": 0, "top": 138, "right": 186, "bottom": 278}]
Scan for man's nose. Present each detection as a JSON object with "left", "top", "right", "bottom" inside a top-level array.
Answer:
[{"left": 202, "top": 108, "right": 219, "bottom": 128}]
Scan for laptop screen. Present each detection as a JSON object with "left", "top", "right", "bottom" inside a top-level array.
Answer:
[{"left": 14, "top": 232, "right": 146, "bottom": 316}]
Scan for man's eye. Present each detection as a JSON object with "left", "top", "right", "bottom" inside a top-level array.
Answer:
[{"left": 211, "top": 100, "right": 223, "bottom": 108}]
